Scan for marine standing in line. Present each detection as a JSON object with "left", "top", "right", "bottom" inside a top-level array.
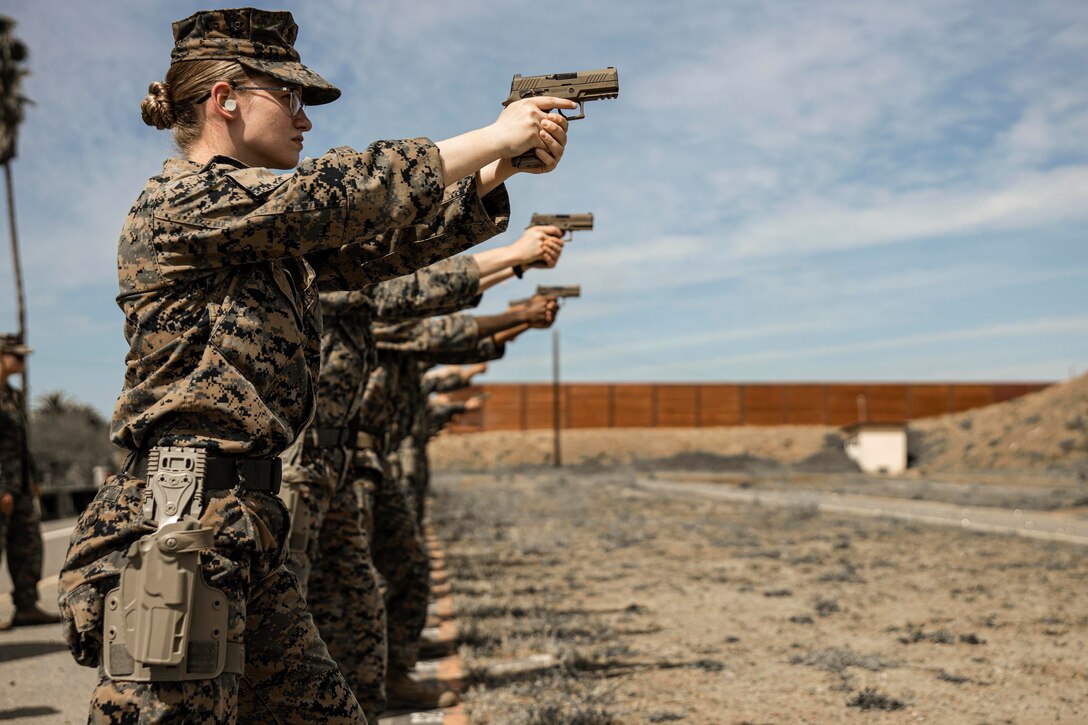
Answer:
[
  {"left": 283, "top": 233, "right": 564, "bottom": 718},
  {"left": 363, "top": 293, "right": 558, "bottom": 690},
  {"left": 0, "top": 334, "right": 60, "bottom": 630},
  {"left": 56, "top": 7, "right": 575, "bottom": 723}
]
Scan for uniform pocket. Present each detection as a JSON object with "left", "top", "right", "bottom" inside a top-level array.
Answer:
[
  {"left": 57, "top": 474, "right": 146, "bottom": 668},
  {"left": 58, "top": 581, "right": 106, "bottom": 667}
]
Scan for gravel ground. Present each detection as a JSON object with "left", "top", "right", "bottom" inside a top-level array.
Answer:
[{"left": 431, "top": 468, "right": 1088, "bottom": 724}]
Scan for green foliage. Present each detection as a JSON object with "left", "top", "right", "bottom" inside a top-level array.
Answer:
[
  {"left": 30, "top": 390, "right": 117, "bottom": 490},
  {"left": 0, "top": 13, "right": 30, "bottom": 163}
]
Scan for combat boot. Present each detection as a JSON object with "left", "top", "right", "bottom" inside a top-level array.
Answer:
[
  {"left": 385, "top": 671, "right": 459, "bottom": 710},
  {"left": 417, "top": 639, "right": 452, "bottom": 660},
  {"left": 9, "top": 606, "right": 61, "bottom": 627}
]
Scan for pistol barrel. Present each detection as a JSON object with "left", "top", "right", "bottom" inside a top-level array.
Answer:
[
  {"left": 535, "top": 285, "right": 581, "bottom": 299},
  {"left": 529, "top": 213, "right": 594, "bottom": 233}
]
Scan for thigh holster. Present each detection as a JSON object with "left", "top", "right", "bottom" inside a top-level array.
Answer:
[
  {"left": 279, "top": 481, "right": 312, "bottom": 555},
  {"left": 104, "top": 447, "right": 242, "bottom": 681}
]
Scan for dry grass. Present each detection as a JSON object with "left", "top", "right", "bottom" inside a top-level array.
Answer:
[{"left": 431, "top": 468, "right": 1088, "bottom": 723}]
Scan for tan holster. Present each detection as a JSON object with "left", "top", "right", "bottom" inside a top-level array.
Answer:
[{"left": 104, "top": 446, "right": 240, "bottom": 681}]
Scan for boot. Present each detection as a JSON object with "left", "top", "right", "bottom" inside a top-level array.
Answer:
[
  {"left": 418, "top": 627, "right": 456, "bottom": 659},
  {"left": 10, "top": 606, "right": 61, "bottom": 627},
  {"left": 385, "top": 671, "right": 459, "bottom": 710}
]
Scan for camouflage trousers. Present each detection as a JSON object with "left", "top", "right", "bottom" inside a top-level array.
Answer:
[
  {"left": 355, "top": 446, "right": 430, "bottom": 675},
  {"left": 0, "top": 488, "right": 44, "bottom": 610},
  {"left": 282, "top": 448, "right": 386, "bottom": 720},
  {"left": 401, "top": 436, "right": 431, "bottom": 525},
  {"left": 414, "top": 447, "right": 430, "bottom": 525},
  {"left": 57, "top": 473, "right": 365, "bottom": 724}
]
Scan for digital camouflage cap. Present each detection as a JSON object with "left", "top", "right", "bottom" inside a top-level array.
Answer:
[
  {"left": 171, "top": 7, "right": 340, "bottom": 105},
  {"left": 0, "top": 333, "right": 31, "bottom": 356}
]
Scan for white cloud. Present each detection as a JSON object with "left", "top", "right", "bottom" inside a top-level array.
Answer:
[
  {"left": 692, "top": 316, "right": 1088, "bottom": 369},
  {"left": 721, "top": 165, "right": 1088, "bottom": 260}
]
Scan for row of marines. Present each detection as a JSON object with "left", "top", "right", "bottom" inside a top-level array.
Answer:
[{"left": 277, "top": 224, "right": 569, "bottom": 720}]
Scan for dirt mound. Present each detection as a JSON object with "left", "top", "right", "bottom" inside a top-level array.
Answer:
[
  {"left": 429, "top": 426, "right": 840, "bottom": 472},
  {"left": 910, "top": 374, "right": 1088, "bottom": 478}
]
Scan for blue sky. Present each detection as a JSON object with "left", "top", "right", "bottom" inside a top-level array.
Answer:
[{"left": 0, "top": 0, "right": 1084, "bottom": 417}]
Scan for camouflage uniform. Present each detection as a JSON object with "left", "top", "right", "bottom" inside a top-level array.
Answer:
[
  {"left": 421, "top": 366, "right": 476, "bottom": 395},
  {"left": 286, "top": 255, "right": 494, "bottom": 719},
  {"left": 425, "top": 399, "right": 469, "bottom": 439},
  {"left": 388, "top": 336, "right": 507, "bottom": 524},
  {"left": 421, "top": 365, "right": 478, "bottom": 441},
  {"left": 360, "top": 315, "right": 506, "bottom": 676},
  {"left": 372, "top": 314, "right": 488, "bottom": 525},
  {"left": 55, "top": 13, "right": 513, "bottom": 712},
  {"left": 0, "top": 380, "right": 45, "bottom": 614}
]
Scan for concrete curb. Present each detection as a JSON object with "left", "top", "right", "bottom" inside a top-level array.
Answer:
[
  {"left": 380, "top": 526, "right": 467, "bottom": 724},
  {"left": 427, "top": 526, "right": 467, "bottom": 723}
]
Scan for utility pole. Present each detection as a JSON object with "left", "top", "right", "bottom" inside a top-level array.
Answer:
[
  {"left": 551, "top": 329, "right": 561, "bottom": 467},
  {"left": 534, "top": 285, "right": 580, "bottom": 468}
]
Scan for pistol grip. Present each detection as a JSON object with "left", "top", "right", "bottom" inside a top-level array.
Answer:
[{"left": 512, "top": 150, "right": 544, "bottom": 170}]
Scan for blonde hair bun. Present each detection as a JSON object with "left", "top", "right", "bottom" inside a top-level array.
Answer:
[{"left": 140, "top": 81, "right": 175, "bottom": 130}]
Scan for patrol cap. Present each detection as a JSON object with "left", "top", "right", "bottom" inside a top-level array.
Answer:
[
  {"left": 0, "top": 333, "right": 31, "bottom": 356},
  {"left": 170, "top": 8, "right": 340, "bottom": 106}
]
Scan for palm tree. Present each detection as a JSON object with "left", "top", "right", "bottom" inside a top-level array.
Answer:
[{"left": 36, "top": 390, "right": 71, "bottom": 415}]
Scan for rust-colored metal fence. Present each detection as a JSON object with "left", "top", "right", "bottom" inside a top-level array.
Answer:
[{"left": 448, "top": 382, "right": 1050, "bottom": 432}]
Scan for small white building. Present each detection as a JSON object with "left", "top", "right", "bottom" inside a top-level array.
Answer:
[{"left": 842, "top": 422, "right": 908, "bottom": 475}]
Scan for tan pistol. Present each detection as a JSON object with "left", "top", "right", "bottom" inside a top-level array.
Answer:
[{"left": 503, "top": 68, "right": 619, "bottom": 169}]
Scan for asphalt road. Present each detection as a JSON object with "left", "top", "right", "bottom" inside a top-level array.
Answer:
[
  {"left": 635, "top": 475, "right": 1088, "bottom": 545},
  {"left": 0, "top": 516, "right": 89, "bottom": 724}
]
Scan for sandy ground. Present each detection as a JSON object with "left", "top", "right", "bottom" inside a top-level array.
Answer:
[
  {"left": 431, "top": 468, "right": 1087, "bottom": 724},
  {"left": 429, "top": 426, "right": 840, "bottom": 471}
]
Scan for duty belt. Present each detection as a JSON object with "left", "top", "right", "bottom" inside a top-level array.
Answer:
[
  {"left": 306, "top": 426, "right": 355, "bottom": 449},
  {"left": 130, "top": 448, "right": 282, "bottom": 495}
]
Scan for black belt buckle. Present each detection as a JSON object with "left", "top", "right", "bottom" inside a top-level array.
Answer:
[
  {"left": 133, "top": 448, "right": 281, "bottom": 495},
  {"left": 234, "top": 458, "right": 282, "bottom": 495},
  {"left": 223, "top": 455, "right": 282, "bottom": 494}
]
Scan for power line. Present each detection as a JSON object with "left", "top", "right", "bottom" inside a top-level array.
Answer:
[
  {"left": 35, "top": 355, "right": 120, "bottom": 368},
  {"left": 560, "top": 331, "right": 712, "bottom": 379}
]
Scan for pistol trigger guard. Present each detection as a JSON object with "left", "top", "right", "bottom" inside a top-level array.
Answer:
[
  {"left": 563, "top": 102, "right": 586, "bottom": 121},
  {"left": 550, "top": 103, "right": 585, "bottom": 122}
]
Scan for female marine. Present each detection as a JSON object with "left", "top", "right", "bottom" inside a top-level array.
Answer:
[{"left": 57, "top": 8, "right": 572, "bottom": 723}]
